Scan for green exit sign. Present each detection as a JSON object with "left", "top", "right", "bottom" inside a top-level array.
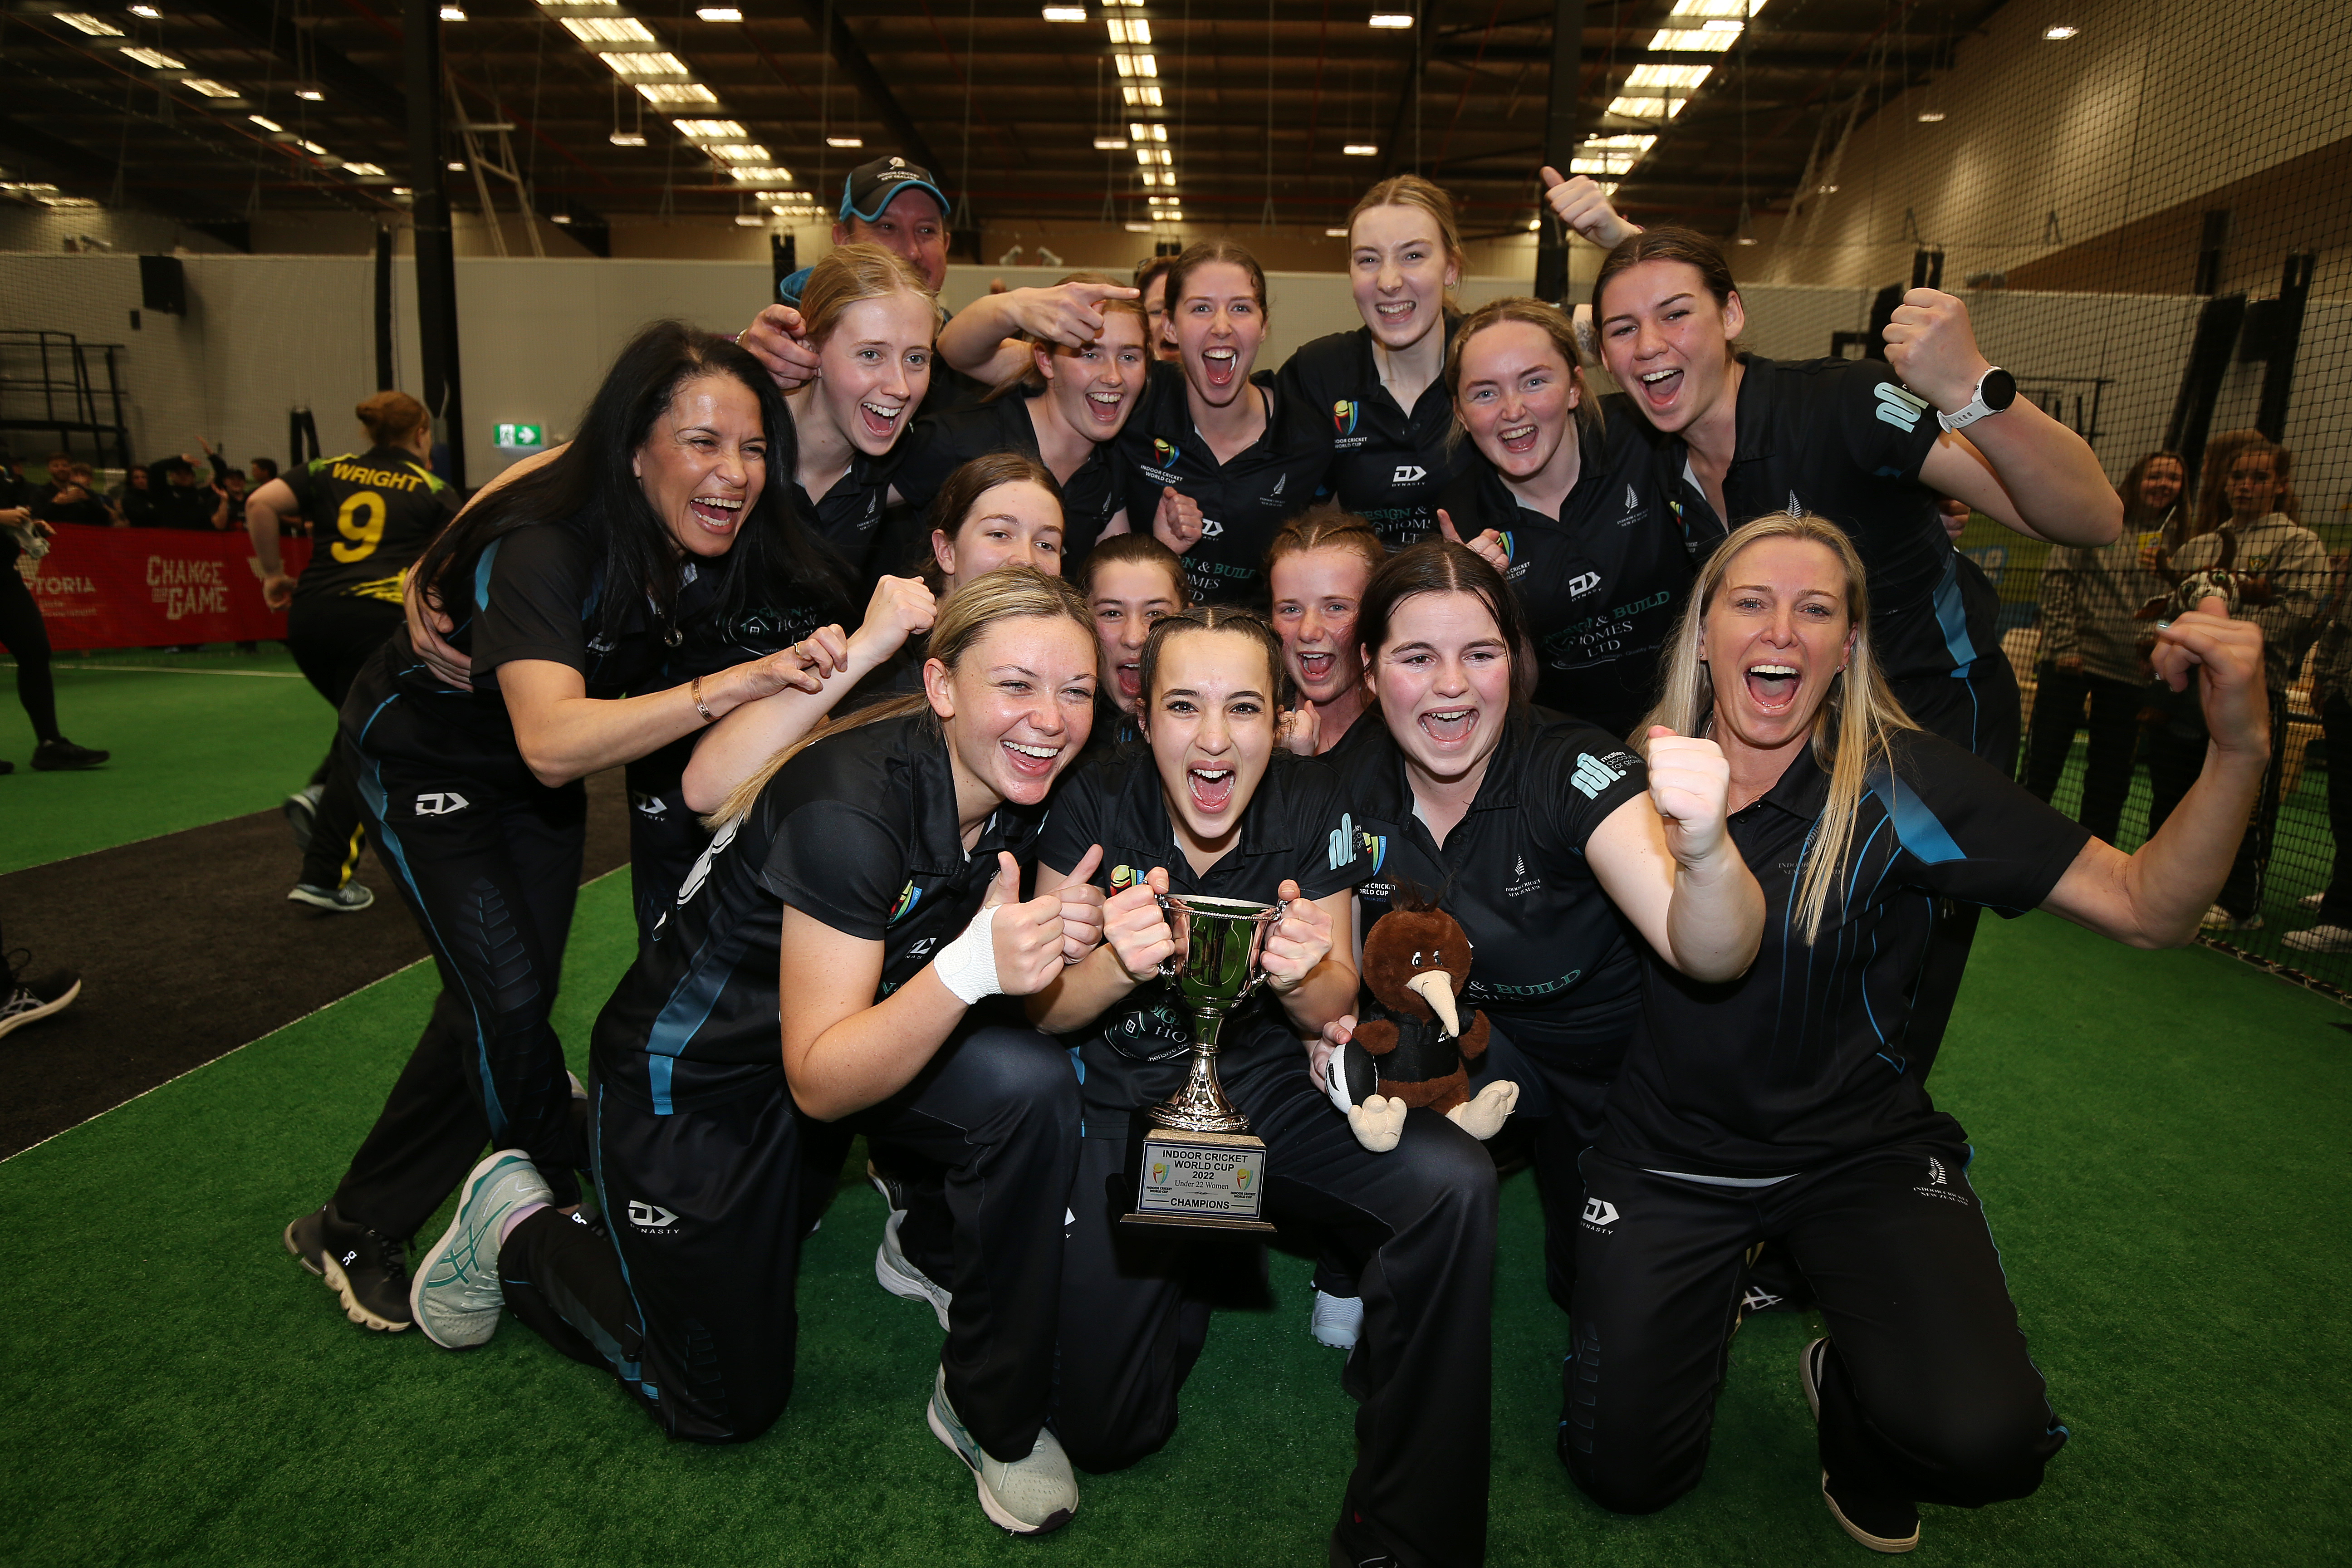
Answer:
[{"left": 494, "top": 422, "right": 545, "bottom": 450}]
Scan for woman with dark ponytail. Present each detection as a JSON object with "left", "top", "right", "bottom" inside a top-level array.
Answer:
[{"left": 281, "top": 321, "right": 856, "bottom": 1338}]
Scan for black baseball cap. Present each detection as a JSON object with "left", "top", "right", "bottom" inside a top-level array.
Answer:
[{"left": 839, "top": 156, "right": 952, "bottom": 224}]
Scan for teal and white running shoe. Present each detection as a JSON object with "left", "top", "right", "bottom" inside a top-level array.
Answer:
[
  {"left": 410, "top": 1150, "right": 552, "bottom": 1350},
  {"left": 925, "top": 1366, "right": 1078, "bottom": 1536}
]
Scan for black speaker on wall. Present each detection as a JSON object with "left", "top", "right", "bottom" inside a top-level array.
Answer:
[{"left": 139, "top": 255, "right": 187, "bottom": 316}]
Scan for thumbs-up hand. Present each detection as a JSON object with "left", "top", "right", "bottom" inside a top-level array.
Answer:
[
  {"left": 1153, "top": 487, "right": 1206, "bottom": 554},
  {"left": 1262, "top": 878, "right": 1332, "bottom": 995},
  {"left": 1056, "top": 844, "right": 1108, "bottom": 963},
  {"left": 1104, "top": 864, "right": 1176, "bottom": 982},
  {"left": 1645, "top": 725, "right": 1733, "bottom": 867},
  {"left": 1437, "top": 509, "right": 1510, "bottom": 573},
  {"left": 1539, "top": 167, "right": 1638, "bottom": 249},
  {"left": 985, "top": 851, "right": 1071, "bottom": 996}
]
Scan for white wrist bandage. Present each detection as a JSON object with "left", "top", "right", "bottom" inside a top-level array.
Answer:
[{"left": 932, "top": 905, "right": 1003, "bottom": 1006}]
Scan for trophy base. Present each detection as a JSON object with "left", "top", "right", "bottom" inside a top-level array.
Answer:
[{"left": 1123, "top": 1127, "right": 1276, "bottom": 1233}]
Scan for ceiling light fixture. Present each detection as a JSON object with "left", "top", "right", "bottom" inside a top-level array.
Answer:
[
  {"left": 440, "top": 5, "right": 466, "bottom": 19},
  {"left": 181, "top": 78, "right": 239, "bottom": 97},
  {"left": 1368, "top": 13, "right": 1413, "bottom": 26},
  {"left": 609, "top": 130, "right": 649, "bottom": 145},
  {"left": 1343, "top": 143, "right": 1377, "bottom": 156},
  {"left": 1042, "top": 5, "right": 1088, "bottom": 19},
  {"left": 1095, "top": 136, "right": 1128, "bottom": 150},
  {"left": 564, "top": 16, "right": 654, "bottom": 40},
  {"left": 1325, "top": 227, "right": 1348, "bottom": 237},
  {"left": 1124, "top": 220, "right": 1151, "bottom": 231},
  {"left": 1121, "top": 84, "right": 1162, "bottom": 107},
  {"left": 249, "top": 114, "right": 282, "bottom": 131},
  {"left": 119, "top": 46, "right": 187, "bottom": 69},
  {"left": 1112, "top": 53, "right": 1156, "bottom": 76},
  {"left": 55, "top": 14, "right": 126, "bottom": 35},
  {"left": 1917, "top": 109, "right": 1945, "bottom": 122},
  {"left": 672, "top": 119, "right": 745, "bottom": 137},
  {"left": 295, "top": 87, "right": 324, "bottom": 100},
  {"left": 637, "top": 82, "right": 717, "bottom": 102},
  {"left": 826, "top": 135, "right": 862, "bottom": 147},
  {"left": 694, "top": 5, "right": 741, "bottom": 17},
  {"left": 551, "top": 213, "right": 573, "bottom": 223},
  {"left": 127, "top": 4, "right": 161, "bottom": 16},
  {"left": 2043, "top": 24, "right": 2078, "bottom": 39},
  {"left": 447, "top": 159, "right": 466, "bottom": 170},
  {"left": 735, "top": 213, "right": 765, "bottom": 225},
  {"left": 1105, "top": 17, "right": 1148, "bottom": 42},
  {"left": 344, "top": 161, "right": 385, "bottom": 175}
]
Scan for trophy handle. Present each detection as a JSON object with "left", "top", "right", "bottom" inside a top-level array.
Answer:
[{"left": 1153, "top": 890, "right": 1288, "bottom": 989}]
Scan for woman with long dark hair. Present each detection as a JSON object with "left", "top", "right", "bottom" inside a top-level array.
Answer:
[
  {"left": 1563, "top": 512, "right": 2265, "bottom": 1553},
  {"left": 2022, "top": 449, "right": 2180, "bottom": 844},
  {"left": 281, "top": 321, "right": 850, "bottom": 1337},
  {"left": 1318, "top": 539, "right": 1763, "bottom": 1330}
]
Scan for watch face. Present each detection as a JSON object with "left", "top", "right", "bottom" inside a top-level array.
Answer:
[{"left": 1982, "top": 368, "right": 2018, "bottom": 411}]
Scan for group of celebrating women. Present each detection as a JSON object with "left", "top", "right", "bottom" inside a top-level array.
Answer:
[{"left": 276, "top": 165, "right": 2273, "bottom": 1566}]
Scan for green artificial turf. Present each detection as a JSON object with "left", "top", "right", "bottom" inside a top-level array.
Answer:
[
  {"left": 1, "top": 872, "right": 2344, "bottom": 1566},
  {"left": 0, "top": 646, "right": 331, "bottom": 873}
]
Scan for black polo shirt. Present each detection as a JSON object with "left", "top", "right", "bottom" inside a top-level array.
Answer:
[
  {"left": 1036, "top": 749, "right": 1370, "bottom": 1133},
  {"left": 890, "top": 387, "right": 1127, "bottom": 568},
  {"left": 406, "top": 518, "right": 719, "bottom": 704},
  {"left": 1274, "top": 320, "right": 1466, "bottom": 552},
  {"left": 1433, "top": 401, "right": 1696, "bottom": 739},
  {"left": 1603, "top": 728, "right": 2091, "bottom": 1178},
  {"left": 592, "top": 711, "right": 1049, "bottom": 1114},
  {"left": 1113, "top": 362, "right": 1323, "bottom": 606},
  {"left": 283, "top": 446, "right": 461, "bottom": 605},
  {"left": 623, "top": 561, "right": 854, "bottom": 928},
  {"left": 1329, "top": 708, "right": 1651, "bottom": 1070},
  {"left": 1659, "top": 354, "right": 2001, "bottom": 694},
  {"left": 790, "top": 451, "right": 896, "bottom": 583}
]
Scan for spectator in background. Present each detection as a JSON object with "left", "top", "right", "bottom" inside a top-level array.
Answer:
[
  {"left": 151, "top": 457, "right": 217, "bottom": 529},
  {"left": 116, "top": 464, "right": 159, "bottom": 528},
  {"left": 2288, "top": 573, "right": 2352, "bottom": 955},
  {"left": 31, "top": 464, "right": 114, "bottom": 529},
  {"left": 0, "top": 500, "right": 110, "bottom": 774},
  {"left": 211, "top": 467, "right": 248, "bottom": 531},
  {"left": 2024, "top": 450, "right": 2181, "bottom": 845},
  {"left": 1134, "top": 254, "right": 1180, "bottom": 363},
  {"left": 29, "top": 451, "right": 74, "bottom": 510},
  {"left": 249, "top": 456, "right": 279, "bottom": 487},
  {"left": 2146, "top": 438, "right": 2324, "bottom": 932},
  {"left": 2158, "top": 428, "right": 2302, "bottom": 557}
]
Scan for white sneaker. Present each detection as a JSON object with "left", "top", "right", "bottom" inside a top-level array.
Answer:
[
  {"left": 2200, "top": 904, "right": 2263, "bottom": 932},
  {"left": 925, "top": 1367, "right": 1077, "bottom": 1535},
  {"left": 2298, "top": 892, "right": 2328, "bottom": 912},
  {"left": 2284, "top": 924, "right": 2352, "bottom": 954},
  {"left": 1310, "top": 1289, "right": 1363, "bottom": 1350},
  {"left": 876, "top": 1208, "right": 953, "bottom": 1330},
  {"left": 410, "top": 1150, "right": 553, "bottom": 1349}
]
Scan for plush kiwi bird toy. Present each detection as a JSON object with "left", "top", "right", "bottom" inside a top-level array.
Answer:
[{"left": 1325, "top": 900, "right": 1519, "bottom": 1152}]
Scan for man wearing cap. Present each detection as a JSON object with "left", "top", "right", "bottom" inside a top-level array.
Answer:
[{"left": 736, "top": 155, "right": 982, "bottom": 416}]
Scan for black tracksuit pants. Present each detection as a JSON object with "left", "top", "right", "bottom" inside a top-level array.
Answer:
[
  {"left": 2318, "top": 695, "right": 2352, "bottom": 925},
  {"left": 1054, "top": 1052, "right": 1497, "bottom": 1568},
  {"left": 329, "top": 679, "right": 590, "bottom": 1235},
  {"left": 1893, "top": 657, "right": 2020, "bottom": 1067},
  {"left": 1563, "top": 1143, "right": 2066, "bottom": 1516},
  {"left": 0, "top": 560, "right": 60, "bottom": 745},
  {"left": 500, "top": 1024, "right": 1076, "bottom": 1456},
  {"left": 286, "top": 593, "right": 402, "bottom": 890},
  {"left": 2023, "top": 663, "right": 2144, "bottom": 847}
]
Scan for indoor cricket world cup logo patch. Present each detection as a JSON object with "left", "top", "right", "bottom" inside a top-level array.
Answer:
[
  {"left": 887, "top": 880, "right": 922, "bottom": 924},
  {"left": 1111, "top": 864, "right": 1137, "bottom": 892},
  {"left": 1154, "top": 437, "right": 1181, "bottom": 467},
  {"left": 1333, "top": 398, "right": 1360, "bottom": 436}
]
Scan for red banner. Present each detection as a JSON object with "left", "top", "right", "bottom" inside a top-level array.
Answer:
[{"left": 15, "top": 527, "right": 315, "bottom": 651}]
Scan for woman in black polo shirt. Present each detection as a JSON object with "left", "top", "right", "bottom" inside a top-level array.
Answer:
[
  {"left": 1430, "top": 298, "right": 1694, "bottom": 738},
  {"left": 1275, "top": 175, "right": 1469, "bottom": 553},
  {"left": 1564, "top": 512, "right": 2268, "bottom": 1553},
  {"left": 1077, "top": 531, "right": 1188, "bottom": 758},
  {"left": 281, "top": 321, "right": 842, "bottom": 1338},
  {"left": 780, "top": 243, "right": 939, "bottom": 584},
  {"left": 1269, "top": 508, "right": 1385, "bottom": 759},
  {"left": 1030, "top": 605, "right": 1491, "bottom": 1568},
  {"left": 889, "top": 274, "right": 1149, "bottom": 570},
  {"left": 1321, "top": 539, "right": 1764, "bottom": 1321},
  {"left": 406, "top": 570, "right": 1102, "bottom": 1536},
  {"left": 937, "top": 240, "right": 1325, "bottom": 607}
]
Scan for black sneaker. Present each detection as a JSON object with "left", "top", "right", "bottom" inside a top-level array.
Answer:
[
  {"left": 288, "top": 882, "right": 374, "bottom": 913},
  {"left": 1328, "top": 1504, "right": 1404, "bottom": 1568},
  {"left": 285, "top": 1203, "right": 413, "bottom": 1332},
  {"left": 1801, "top": 1338, "right": 1920, "bottom": 1553},
  {"left": 0, "top": 946, "right": 81, "bottom": 1040},
  {"left": 31, "top": 736, "right": 108, "bottom": 770}
]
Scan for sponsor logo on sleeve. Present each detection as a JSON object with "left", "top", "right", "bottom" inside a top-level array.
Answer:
[
  {"left": 1327, "top": 813, "right": 1357, "bottom": 870},
  {"left": 1873, "top": 381, "right": 1929, "bottom": 432},
  {"left": 1569, "top": 752, "right": 1627, "bottom": 799}
]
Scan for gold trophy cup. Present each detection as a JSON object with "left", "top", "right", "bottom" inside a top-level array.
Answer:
[{"left": 1124, "top": 892, "right": 1282, "bottom": 1232}]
